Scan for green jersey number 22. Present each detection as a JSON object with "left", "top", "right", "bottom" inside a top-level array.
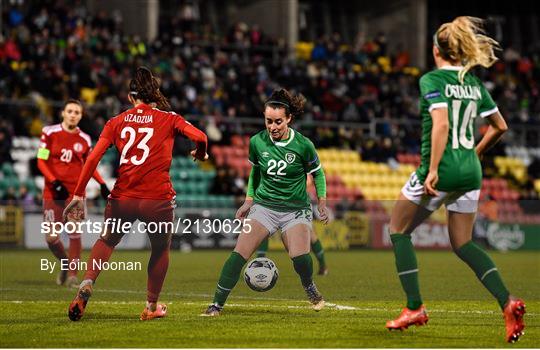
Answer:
[
  {"left": 267, "top": 159, "right": 287, "bottom": 176},
  {"left": 451, "top": 100, "right": 477, "bottom": 150}
]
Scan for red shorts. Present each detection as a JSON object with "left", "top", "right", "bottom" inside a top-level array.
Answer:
[
  {"left": 103, "top": 196, "right": 176, "bottom": 235},
  {"left": 43, "top": 198, "right": 72, "bottom": 223}
]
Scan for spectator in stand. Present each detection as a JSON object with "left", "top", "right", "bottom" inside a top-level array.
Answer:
[{"left": 0, "top": 122, "right": 14, "bottom": 164}]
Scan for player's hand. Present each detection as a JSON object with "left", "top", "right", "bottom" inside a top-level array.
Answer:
[
  {"left": 190, "top": 149, "right": 209, "bottom": 162},
  {"left": 63, "top": 196, "right": 86, "bottom": 222},
  {"left": 100, "top": 183, "right": 110, "bottom": 200},
  {"left": 52, "top": 180, "right": 69, "bottom": 200},
  {"left": 318, "top": 198, "right": 329, "bottom": 225},
  {"left": 424, "top": 171, "right": 439, "bottom": 196},
  {"left": 235, "top": 199, "right": 254, "bottom": 220},
  {"left": 476, "top": 148, "right": 484, "bottom": 161}
]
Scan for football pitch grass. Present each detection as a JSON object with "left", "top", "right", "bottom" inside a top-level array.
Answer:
[{"left": 0, "top": 249, "right": 538, "bottom": 348}]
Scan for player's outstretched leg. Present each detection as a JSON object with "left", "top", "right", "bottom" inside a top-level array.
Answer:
[
  {"left": 448, "top": 211, "right": 525, "bottom": 342},
  {"left": 454, "top": 240, "right": 526, "bottom": 342},
  {"left": 386, "top": 233, "right": 427, "bottom": 330},
  {"left": 67, "top": 236, "right": 118, "bottom": 321},
  {"left": 202, "top": 252, "right": 247, "bottom": 316},
  {"left": 256, "top": 238, "right": 269, "bottom": 258},
  {"left": 141, "top": 233, "right": 171, "bottom": 320}
]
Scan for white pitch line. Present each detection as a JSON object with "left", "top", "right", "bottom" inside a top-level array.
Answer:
[{"left": 2, "top": 298, "right": 537, "bottom": 317}]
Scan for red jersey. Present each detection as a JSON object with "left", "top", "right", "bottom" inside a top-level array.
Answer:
[
  {"left": 94, "top": 103, "right": 191, "bottom": 200},
  {"left": 38, "top": 124, "right": 92, "bottom": 199}
]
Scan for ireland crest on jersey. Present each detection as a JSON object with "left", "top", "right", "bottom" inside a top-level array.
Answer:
[{"left": 286, "top": 153, "right": 296, "bottom": 164}]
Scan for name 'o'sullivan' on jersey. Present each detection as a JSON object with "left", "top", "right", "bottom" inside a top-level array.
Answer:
[
  {"left": 248, "top": 129, "right": 321, "bottom": 211},
  {"left": 416, "top": 66, "right": 499, "bottom": 192}
]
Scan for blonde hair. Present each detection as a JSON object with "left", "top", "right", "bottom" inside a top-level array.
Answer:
[{"left": 434, "top": 16, "right": 500, "bottom": 83}]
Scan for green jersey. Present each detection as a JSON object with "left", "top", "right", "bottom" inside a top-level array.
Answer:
[
  {"left": 249, "top": 128, "right": 321, "bottom": 211},
  {"left": 416, "top": 66, "right": 498, "bottom": 191}
]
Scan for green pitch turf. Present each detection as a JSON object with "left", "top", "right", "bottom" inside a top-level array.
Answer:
[{"left": 0, "top": 249, "right": 538, "bottom": 348}]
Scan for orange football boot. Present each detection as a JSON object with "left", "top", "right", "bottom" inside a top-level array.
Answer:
[
  {"left": 503, "top": 297, "right": 526, "bottom": 343},
  {"left": 140, "top": 304, "right": 168, "bottom": 320},
  {"left": 68, "top": 282, "right": 92, "bottom": 321},
  {"left": 386, "top": 305, "right": 429, "bottom": 331}
]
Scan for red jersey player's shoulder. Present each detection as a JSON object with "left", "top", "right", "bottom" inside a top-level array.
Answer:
[
  {"left": 42, "top": 123, "right": 63, "bottom": 136},
  {"left": 78, "top": 129, "right": 93, "bottom": 147},
  {"left": 152, "top": 107, "right": 185, "bottom": 118},
  {"left": 152, "top": 107, "right": 191, "bottom": 126}
]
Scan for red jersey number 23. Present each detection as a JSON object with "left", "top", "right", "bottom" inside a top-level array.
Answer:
[{"left": 119, "top": 127, "right": 153, "bottom": 165}]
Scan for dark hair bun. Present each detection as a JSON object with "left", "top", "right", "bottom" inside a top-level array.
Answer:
[{"left": 265, "top": 88, "right": 305, "bottom": 118}]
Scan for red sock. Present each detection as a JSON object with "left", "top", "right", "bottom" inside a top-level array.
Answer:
[
  {"left": 68, "top": 235, "right": 82, "bottom": 277},
  {"left": 147, "top": 247, "right": 170, "bottom": 303},
  {"left": 47, "top": 239, "right": 68, "bottom": 261},
  {"left": 83, "top": 238, "right": 115, "bottom": 282}
]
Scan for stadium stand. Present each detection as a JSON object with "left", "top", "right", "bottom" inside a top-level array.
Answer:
[{"left": 0, "top": 2, "right": 538, "bottom": 224}]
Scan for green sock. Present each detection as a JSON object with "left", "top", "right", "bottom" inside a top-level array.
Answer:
[
  {"left": 390, "top": 233, "right": 423, "bottom": 310},
  {"left": 311, "top": 239, "right": 326, "bottom": 268},
  {"left": 292, "top": 253, "right": 313, "bottom": 288},
  {"left": 212, "top": 251, "right": 246, "bottom": 307},
  {"left": 455, "top": 240, "right": 510, "bottom": 309},
  {"left": 256, "top": 238, "right": 269, "bottom": 257}
]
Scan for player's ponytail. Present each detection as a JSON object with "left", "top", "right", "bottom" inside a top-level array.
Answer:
[
  {"left": 129, "top": 66, "right": 171, "bottom": 111},
  {"left": 265, "top": 88, "right": 306, "bottom": 119},
  {"left": 434, "top": 16, "right": 500, "bottom": 83}
]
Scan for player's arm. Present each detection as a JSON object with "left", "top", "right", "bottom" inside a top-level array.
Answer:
[
  {"left": 236, "top": 138, "right": 258, "bottom": 219},
  {"left": 475, "top": 84, "right": 508, "bottom": 159},
  {"left": 420, "top": 74, "right": 448, "bottom": 196},
  {"left": 312, "top": 168, "right": 327, "bottom": 199},
  {"left": 475, "top": 111, "right": 508, "bottom": 159},
  {"left": 72, "top": 137, "right": 111, "bottom": 199},
  {"left": 172, "top": 113, "right": 208, "bottom": 161},
  {"left": 91, "top": 168, "right": 106, "bottom": 185},
  {"left": 312, "top": 168, "right": 328, "bottom": 224},
  {"left": 84, "top": 146, "right": 110, "bottom": 199},
  {"left": 36, "top": 129, "right": 69, "bottom": 199},
  {"left": 63, "top": 137, "right": 111, "bottom": 222},
  {"left": 426, "top": 108, "right": 449, "bottom": 196},
  {"left": 246, "top": 165, "right": 260, "bottom": 200},
  {"left": 92, "top": 168, "right": 110, "bottom": 199},
  {"left": 305, "top": 139, "right": 329, "bottom": 224}
]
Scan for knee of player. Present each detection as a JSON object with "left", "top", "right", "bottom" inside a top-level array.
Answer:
[
  {"left": 388, "top": 222, "right": 406, "bottom": 234},
  {"left": 99, "top": 235, "right": 122, "bottom": 248},
  {"left": 45, "top": 233, "right": 60, "bottom": 244}
]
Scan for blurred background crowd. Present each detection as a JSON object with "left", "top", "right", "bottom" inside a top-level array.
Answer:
[{"left": 0, "top": 0, "right": 539, "bottom": 213}]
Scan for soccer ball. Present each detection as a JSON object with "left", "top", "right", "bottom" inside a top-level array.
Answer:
[{"left": 244, "top": 257, "right": 279, "bottom": 292}]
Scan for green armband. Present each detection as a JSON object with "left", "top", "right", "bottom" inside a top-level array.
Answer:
[
  {"left": 313, "top": 168, "right": 327, "bottom": 198},
  {"left": 37, "top": 148, "right": 50, "bottom": 160},
  {"left": 247, "top": 166, "right": 260, "bottom": 197}
]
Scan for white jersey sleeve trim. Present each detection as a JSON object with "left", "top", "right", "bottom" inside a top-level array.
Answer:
[
  {"left": 479, "top": 106, "right": 499, "bottom": 118},
  {"left": 307, "top": 164, "right": 322, "bottom": 174},
  {"left": 79, "top": 130, "right": 93, "bottom": 147},
  {"left": 43, "top": 124, "right": 63, "bottom": 136},
  {"left": 428, "top": 102, "right": 448, "bottom": 112}
]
